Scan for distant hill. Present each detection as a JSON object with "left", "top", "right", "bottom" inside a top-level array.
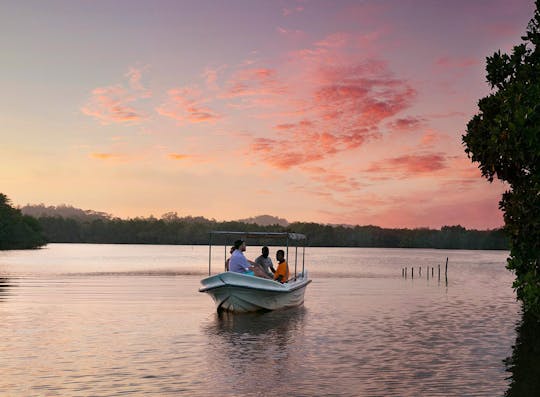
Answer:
[
  {"left": 17, "top": 202, "right": 508, "bottom": 249},
  {"left": 20, "top": 205, "right": 289, "bottom": 227},
  {"left": 237, "top": 215, "right": 289, "bottom": 227},
  {"left": 20, "top": 204, "right": 111, "bottom": 221}
]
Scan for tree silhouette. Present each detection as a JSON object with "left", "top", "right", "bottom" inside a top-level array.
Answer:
[
  {"left": 463, "top": 2, "right": 540, "bottom": 316},
  {"left": 0, "top": 193, "right": 46, "bottom": 250}
]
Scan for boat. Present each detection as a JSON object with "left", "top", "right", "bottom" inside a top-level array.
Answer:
[{"left": 199, "top": 231, "right": 312, "bottom": 313}]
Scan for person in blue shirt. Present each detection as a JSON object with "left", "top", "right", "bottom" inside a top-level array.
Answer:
[{"left": 228, "top": 240, "right": 256, "bottom": 275}]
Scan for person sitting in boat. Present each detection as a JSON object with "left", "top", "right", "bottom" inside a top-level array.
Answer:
[
  {"left": 254, "top": 246, "right": 275, "bottom": 279},
  {"left": 229, "top": 240, "right": 256, "bottom": 275},
  {"left": 273, "top": 249, "right": 289, "bottom": 283},
  {"left": 224, "top": 246, "right": 235, "bottom": 271}
]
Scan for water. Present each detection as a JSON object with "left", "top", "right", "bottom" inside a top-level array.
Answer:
[{"left": 0, "top": 244, "right": 530, "bottom": 396}]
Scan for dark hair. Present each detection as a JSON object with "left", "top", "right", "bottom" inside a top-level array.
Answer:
[
  {"left": 262, "top": 246, "right": 269, "bottom": 254},
  {"left": 277, "top": 249, "right": 285, "bottom": 256},
  {"left": 234, "top": 240, "right": 244, "bottom": 249}
]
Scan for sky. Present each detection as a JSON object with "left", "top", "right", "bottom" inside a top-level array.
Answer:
[{"left": 0, "top": 0, "right": 535, "bottom": 229}]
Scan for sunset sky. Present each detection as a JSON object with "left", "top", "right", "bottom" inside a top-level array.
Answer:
[{"left": 0, "top": 0, "right": 534, "bottom": 229}]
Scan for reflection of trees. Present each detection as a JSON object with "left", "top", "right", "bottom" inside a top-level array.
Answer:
[
  {"left": 0, "top": 277, "right": 14, "bottom": 301},
  {"left": 202, "top": 308, "right": 306, "bottom": 393},
  {"left": 504, "top": 313, "right": 540, "bottom": 397}
]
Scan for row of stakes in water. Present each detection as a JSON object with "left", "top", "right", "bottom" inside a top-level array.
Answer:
[{"left": 402, "top": 257, "right": 448, "bottom": 280}]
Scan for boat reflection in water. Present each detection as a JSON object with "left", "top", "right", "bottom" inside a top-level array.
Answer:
[{"left": 203, "top": 307, "right": 308, "bottom": 392}]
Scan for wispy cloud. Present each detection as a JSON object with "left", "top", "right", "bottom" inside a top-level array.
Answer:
[
  {"left": 81, "top": 67, "right": 151, "bottom": 124},
  {"left": 156, "top": 87, "right": 221, "bottom": 124},
  {"left": 168, "top": 153, "right": 191, "bottom": 160},
  {"left": 203, "top": 65, "right": 227, "bottom": 91},
  {"left": 222, "top": 67, "right": 286, "bottom": 100},
  {"left": 89, "top": 152, "right": 128, "bottom": 162},
  {"left": 315, "top": 32, "right": 349, "bottom": 48},
  {"left": 276, "top": 27, "right": 305, "bottom": 38}
]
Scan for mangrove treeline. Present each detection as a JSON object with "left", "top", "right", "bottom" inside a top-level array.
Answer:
[{"left": 35, "top": 215, "right": 508, "bottom": 250}]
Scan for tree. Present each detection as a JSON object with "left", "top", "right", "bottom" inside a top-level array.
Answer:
[
  {"left": 0, "top": 193, "right": 46, "bottom": 249},
  {"left": 463, "top": 2, "right": 540, "bottom": 317}
]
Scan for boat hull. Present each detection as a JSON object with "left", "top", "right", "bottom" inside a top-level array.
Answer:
[{"left": 199, "top": 272, "right": 311, "bottom": 313}]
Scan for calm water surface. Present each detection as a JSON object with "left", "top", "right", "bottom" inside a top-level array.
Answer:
[{"left": 0, "top": 244, "right": 526, "bottom": 396}]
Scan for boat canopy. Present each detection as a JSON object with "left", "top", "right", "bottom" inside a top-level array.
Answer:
[{"left": 209, "top": 231, "right": 306, "bottom": 240}]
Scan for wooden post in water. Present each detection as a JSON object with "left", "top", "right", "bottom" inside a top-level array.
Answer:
[
  {"left": 438, "top": 264, "right": 441, "bottom": 281},
  {"left": 427, "top": 266, "right": 429, "bottom": 280},
  {"left": 432, "top": 267, "right": 434, "bottom": 277},
  {"left": 445, "top": 257, "right": 448, "bottom": 284},
  {"left": 419, "top": 267, "right": 422, "bottom": 276},
  {"left": 412, "top": 267, "right": 414, "bottom": 279},
  {"left": 405, "top": 267, "right": 407, "bottom": 278}
]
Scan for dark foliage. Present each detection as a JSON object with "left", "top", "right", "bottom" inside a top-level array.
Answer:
[
  {"left": 36, "top": 214, "right": 508, "bottom": 250},
  {"left": 0, "top": 194, "right": 46, "bottom": 250},
  {"left": 463, "top": 1, "right": 540, "bottom": 317}
]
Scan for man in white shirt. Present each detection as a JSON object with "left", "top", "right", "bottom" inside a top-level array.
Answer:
[
  {"left": 254, "top": 246, "right": 275, "bottom": 279},
  {"left": 228, "top": 240, "right": 256, "bottom": 274}
]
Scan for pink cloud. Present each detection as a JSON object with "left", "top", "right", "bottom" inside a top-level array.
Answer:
[
  {"left": 246, "top": 59, "right": 415, "bottom": 169},
  {"left": 222, "top": 68, "right": 285, "bottom": 99},
  {"left": 303, "top": 166, "right": 363, "bottom": 193},
  {"left": 315, "top": 32, "right": 349, "bottom": 48},
  {"left": 157, "top": 87, "right": 221, "bottom": 124},
  {"left": 367, "top": 153, "right": 448, "bottom": 175},
  {"left": 289, "top": 47, "right": 330, "bottom": 63},
  {"left": 228, "top": 53, "right": 414, "bottom": 169},
  {"left": 81, "top": 68, "right": 150, "bottom": 125},
  {"left": 388, "top": 116, "right": 425, "bottom": 131},
  {"left": 420, "top": 129, "right": 439, "bottom": 146}
]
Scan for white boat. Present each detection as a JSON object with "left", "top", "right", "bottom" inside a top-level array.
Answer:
[{"left": 199, "top": 231, "right": 312, "bottom": 313}]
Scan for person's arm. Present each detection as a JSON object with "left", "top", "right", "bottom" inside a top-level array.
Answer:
[
  {"left": 243, "top": 257, "right": 254, "bottom": 271},
  {"left": 268, "top": 258, "right": 276, "bottom": 274}
]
